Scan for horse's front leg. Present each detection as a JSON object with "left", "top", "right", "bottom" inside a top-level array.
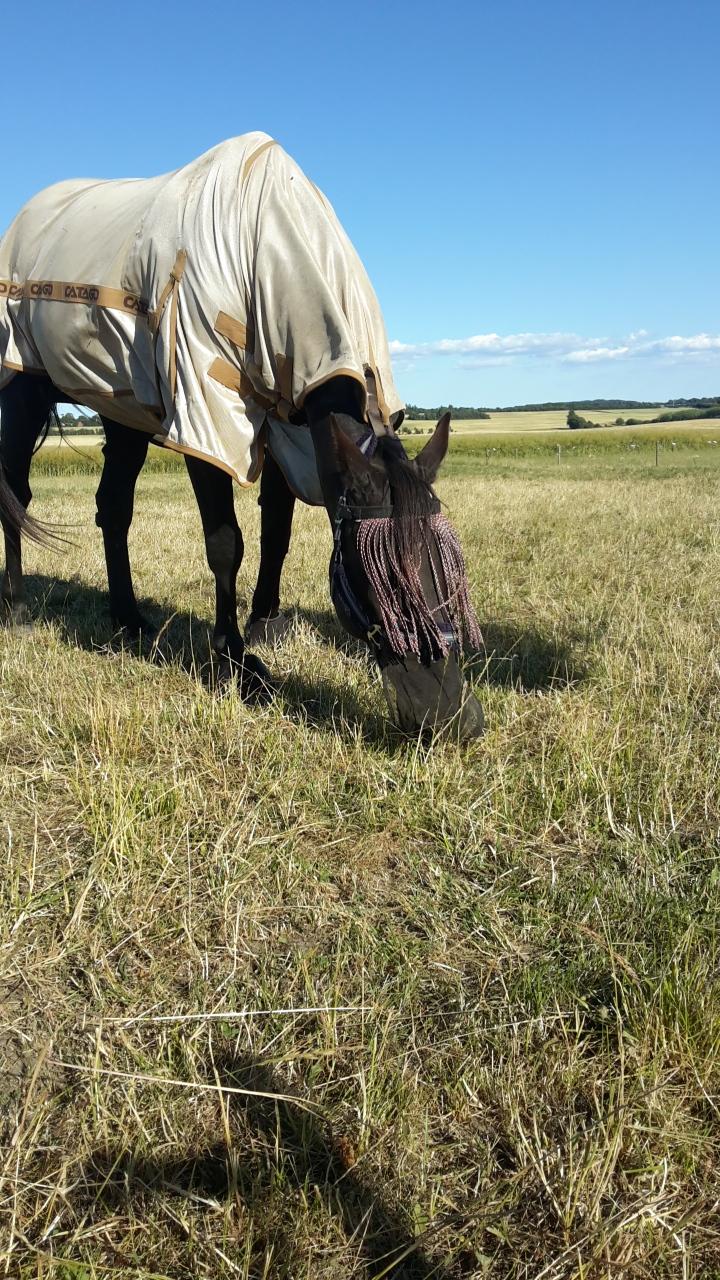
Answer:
[
  {"left": 96, "top": 418, "right": 151, "bottom": 636},
  {"left": 184, "top": 455, "right": 274, "bottom": 701},
  {"left": 246, "top": 450, "right": 296, "bottom": 645}
]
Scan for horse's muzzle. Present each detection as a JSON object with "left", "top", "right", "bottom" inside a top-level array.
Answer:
[{"left": 381, "top": 654, "right": 484, "bottom": 741}]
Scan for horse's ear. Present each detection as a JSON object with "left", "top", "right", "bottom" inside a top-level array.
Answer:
[
  {"left": 328, "top": 414, "right": 375, "bottom": 482},
  {"left": 414, "top": 412, "right": 451, "bottom": 483}
]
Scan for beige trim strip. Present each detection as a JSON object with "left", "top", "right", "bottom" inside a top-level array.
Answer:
[
  {"left": 274, "top": 398, "right": 294, "bottom": 423},
  {"left": 170, "top": 250, "right": 187, "bottom": 284},
  {"left": 207, "top": 357, "right": 276, "bottom": 410},
  {"left": 69, "top": 415, "right": 252, "bottom": 486},
  {"left": 57, "top": 386, "right": 161, "bottom": 412},
  {"left": 0, "top": 358, "right": 47, "bottom": 376},
  {"left": 0, "top": 277, "right": 149, "bottom": 317},
  {"left": 241, "top": 138, "right": 276, "bottom": 181},
  {"left": 372, "top": 366, "right": 393, "bottom": 427},
  {"left": 214, "top": 310, "right": 250, "bottom": 349},
  {"left": 157, "top": 436, "right": 239, "bottom": 478},
  {"left": 160, "top": 435, "right": 259, "bottom": 487},
  {"left": 364, "top": 366, "right": 390, "bottom": 434},
  {"left": 149, "top": 249, "right": 187, "bottom": 334},
  {"left": 208, "top": 356, "right": 243, "bottom": 394}
]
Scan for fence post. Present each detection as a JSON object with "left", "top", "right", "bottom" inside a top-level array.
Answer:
[
  {"left": 655, "top": 440, "right": 659, "bottom": 467},
  {"left": 557, "top": 445, "right": 561, "bottom": 466}
]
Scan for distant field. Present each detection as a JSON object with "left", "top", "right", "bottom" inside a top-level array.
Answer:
[
  {"left": 35, "top": 423, "right": 720, "bottom": 490},
  {"left": 43, "top": 432, "right": 104, "bottom": 450},
  {"left": 403, "top": 408, "right": 720, "bottom": 435},
  {"left": 44, "top": 410, "right": 720, "bottom": 461}
]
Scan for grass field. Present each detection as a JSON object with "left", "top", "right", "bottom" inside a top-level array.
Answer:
[
  {"left": 44, "top": 409, "right": 720, "bottom": 455},
  {"left": 2, "top": 441, "right": 720, "bottom": 1278},
  {"left": 36, "top": 422, "right": 720, "bottom": 484},
  {"left": 402, "top": 409, "right": 720, "bottom": 436}
]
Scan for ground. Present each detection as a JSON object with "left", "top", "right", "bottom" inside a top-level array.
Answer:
[{"left": 1, "top": 436, "right": 720, "bottom": 1278}]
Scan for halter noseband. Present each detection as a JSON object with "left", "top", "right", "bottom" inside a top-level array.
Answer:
[{"left": 329, "top": 495, "right": 386, "bottom": 646}]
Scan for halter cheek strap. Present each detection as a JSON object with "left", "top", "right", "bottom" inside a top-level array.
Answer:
[{"left": 330, "top": 496, "right": 382, "bottom": 646}]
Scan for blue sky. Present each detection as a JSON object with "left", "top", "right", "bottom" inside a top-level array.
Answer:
[{"left": 2, "top": 0, "right": 718, "bottom": 407}]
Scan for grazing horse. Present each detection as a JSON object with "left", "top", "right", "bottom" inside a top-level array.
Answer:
[{"left": 0, "top": 134, "right": 484, "bottom": 739}]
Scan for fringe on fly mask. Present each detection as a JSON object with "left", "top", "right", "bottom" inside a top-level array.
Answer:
[{"left": 341, "top": 433, "right": 483, "bottom": 661}]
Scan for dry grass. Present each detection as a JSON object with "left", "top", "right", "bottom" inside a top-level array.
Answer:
[
  {"left": 2, "top": 452, "right": 720, "bottom": 1278},
  {"left": 402, "top": 409, "right": 720, "bottom": 436}
]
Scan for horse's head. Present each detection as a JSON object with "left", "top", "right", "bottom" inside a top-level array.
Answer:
[{"left": 310, "top": 406, "right": 484, "bottom": 741}]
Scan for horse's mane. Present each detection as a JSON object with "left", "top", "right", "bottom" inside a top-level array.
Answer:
[{"left": 376, "top": 435, "right": 436, "bottom": 561}]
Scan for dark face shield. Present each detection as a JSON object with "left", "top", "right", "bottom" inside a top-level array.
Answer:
[{"left": 381, "top": 653, "right": 484, "bottom": 741}]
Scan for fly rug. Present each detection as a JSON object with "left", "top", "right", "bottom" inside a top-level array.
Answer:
[{"left": 0, "top": 132, "right": 484, "bottom": 739}]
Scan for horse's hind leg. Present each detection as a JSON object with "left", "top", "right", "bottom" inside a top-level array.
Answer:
[
  {"left": 0, "top": 374, "right": 55, "bottom": 628},
  {"left": 95, "top": 418, "right": 150, "bottom": 636}
]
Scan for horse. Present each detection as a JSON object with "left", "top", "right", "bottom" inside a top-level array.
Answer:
[{"left": 0, "top": 134, "right": 484, "bottom": 740}]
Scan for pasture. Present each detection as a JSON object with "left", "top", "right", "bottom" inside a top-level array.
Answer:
[
  {"left": 2, "top": 436, "right": 720, "bottom": 1278},
  {"left": 403, "top": 408, "right": 720, "bottom": 436}
]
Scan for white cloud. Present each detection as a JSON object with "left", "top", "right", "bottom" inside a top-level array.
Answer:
[
  {"left": 647, "top": 334, "right": 720, "bottom": 354},
  {"left": 389, "top": 331, "right": 720, "bottom": 367},
  {"left": 564, "top": 346, "right": 630, "bottom": 363},
  {"left": 389, "top": 332, "right": 591, "bottom": 361}
]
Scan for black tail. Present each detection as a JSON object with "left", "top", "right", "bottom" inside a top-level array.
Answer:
[
  {"left": 0, "top": 461, "right": 65, "bottom": 547},
  {"left": 0, "top": 405, "right": 70, "bottom": 549},
  {"left": 32, "top": 403, "right": 58, "bottom": 455}
]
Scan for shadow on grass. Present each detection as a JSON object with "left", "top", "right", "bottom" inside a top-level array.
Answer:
[
  {"left": 19, "top": 576, "right": 583, "bottom": 722},
  {"left": 292, "top": 604, "right": 348, "bottom": 647},
  {"left": 24, "top": 572, "right": 213, "bottom": 673},
  {"left": 472, "top": 619, "right": 587, "bottom": 691},
  {"left": 293, "top": 609, "right": 586, "bottom": 694},
  {"left": 71, "top": 1053, "right": 450, "bottom": 1278},
  {"left": 19, "top": 577, "right": 397, "bottom": 748}
]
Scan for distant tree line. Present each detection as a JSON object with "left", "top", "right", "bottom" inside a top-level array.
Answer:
[
  {"left": 664, "top": 397, "right": 720, "bottom": 408},
  {"left": 568, "top": 404, "right": 720, "bottom": 429},
  {"left": 500, "top": 399, "right": 665, "bottom": 412},
  {"left": 405, "top": 403, "right": 490, "bottom": 420},
  {"left": 49, "top": 411, "right": 102, "bottom": 433},
  {"left": 651, "top": 406, "right": 720, "bottom": 422},
  {"left": 409, "top": 398, "right": 720, "bottom": 415}
]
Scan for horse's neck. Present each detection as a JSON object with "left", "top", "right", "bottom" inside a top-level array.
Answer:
[{"left": 303, "top": 375, "right": 365, "bottom": 427}]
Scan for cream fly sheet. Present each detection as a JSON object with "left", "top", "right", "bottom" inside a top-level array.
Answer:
[{"left": 0, "top": 133, "right": 403, "bottom": 502}]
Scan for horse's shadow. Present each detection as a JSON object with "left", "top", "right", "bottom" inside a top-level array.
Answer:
[
  {"left": 292, "top": 608, "right": 586, "bottom": 693},
  {"left": 17, "top": 577, "right": 584, "bottom": 734},
  {"left": 70, "top": 1051, "right": 453, "bottom": 1278},
  {"left": 19, "top": 575, "right": 395, "bottom": 745},
  {"left": 23, "top": 571, "right": 213, "bottom": 672},
  {"left": 470, "top": 619, "right": 586, "bottom": 691}
]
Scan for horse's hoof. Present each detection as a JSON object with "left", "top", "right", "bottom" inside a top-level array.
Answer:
[
  {"left": 244, "top": 611, "right": 291, "bottom": 647},
  {"left": 1, "top": 601, "right": 33, "bottom": 633},
  {"left": 240, "top": 652, "right": 277, "bottom": 704},
  {"left": 216, "top": 651, "right": 277, "bottom": 705},
  {"left": 112, "top": 615, "right": 157, "bottom": 644}
]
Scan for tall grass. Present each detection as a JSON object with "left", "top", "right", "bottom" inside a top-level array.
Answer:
[{"left": 1, "top": 456, "right": 720, "bottom": 1277}]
